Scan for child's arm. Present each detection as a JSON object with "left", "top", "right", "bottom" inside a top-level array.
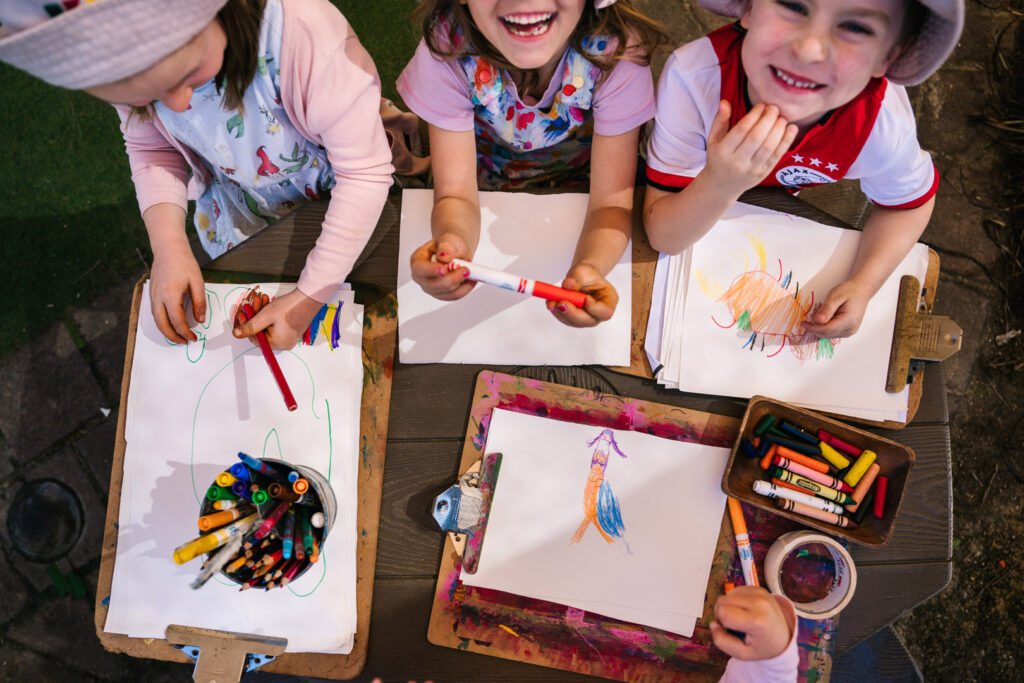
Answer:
[
  {"left": 802, "top": 197, "right": 934, "bottom": 339},
  {"left": 711, "top": 586, "right": 799, "bottom": 682},
  {"left": 548, "top": 128, "right": 638, "bottom": 327},
  {"left": 644, "top": 101, "right": 797, "bottom": 255},
  {"left": 408, "top": 124, "right": 482, "bottom": 301}
]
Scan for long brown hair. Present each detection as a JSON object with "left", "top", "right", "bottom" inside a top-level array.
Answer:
[
  {"left": 133, "top": 0, "right": 264, "bottom": 117},
  {"left": 415, "top": 0, "right": 667, "bottom": 95}
]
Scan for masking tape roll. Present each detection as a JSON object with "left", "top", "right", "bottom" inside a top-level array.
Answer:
[{"left": 764, "top": 530, "right": 857, "bottom": 620}]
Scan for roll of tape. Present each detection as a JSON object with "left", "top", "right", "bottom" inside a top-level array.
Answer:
[{"left": 763, "top": 530, "right": 857, "bottom": 620}]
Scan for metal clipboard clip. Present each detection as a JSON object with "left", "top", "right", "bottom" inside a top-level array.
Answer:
[
  {"left": 432, "top": 452, "right": 503, "bottom": 574},
  {"left": 886, "top": 275, "right": 963, "bottom": 392}
]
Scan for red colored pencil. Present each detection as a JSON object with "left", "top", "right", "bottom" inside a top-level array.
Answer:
[{"left": 239, "top": 301, "right": 297, "bottom": 412}]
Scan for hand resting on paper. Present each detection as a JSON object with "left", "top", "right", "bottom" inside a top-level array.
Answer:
[
  {"left": 149, "top": 245, "right": 206, "bottom": 345},
  {"left": 232, "top": 288, "right": 324, "bottom": 350},
  {"left": 709, "top": 586, "right": 795, "bottom": 661},
  {"left": 801, "top": 279, "right": 872, "bottom": 339},
  {"left": 410, "top": 234, "right": 478, "bottom": 301},
  {"left": 546, "top": 263, "right": 618, "bottom": 328}
]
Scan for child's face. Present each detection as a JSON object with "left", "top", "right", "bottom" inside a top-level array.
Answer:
[
  {"left": 462, "top": 0, "right": 586, "bottom": 76},
  {"left": 84, "top": 19, "right": 227, "bottom": 112},
  {"left": 740, "top": 0, "right": 907, "bottom": 130}
]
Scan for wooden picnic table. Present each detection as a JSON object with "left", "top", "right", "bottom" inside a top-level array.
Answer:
[{"left": 208, "top": 187, "right": 951, "bottom": 681}]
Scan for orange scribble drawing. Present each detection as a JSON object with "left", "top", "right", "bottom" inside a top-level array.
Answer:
[{"left": 699, "top": 234, "right": 838, "bottom": 361}]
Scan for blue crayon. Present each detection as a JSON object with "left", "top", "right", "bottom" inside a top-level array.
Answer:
[
  {"left": 765, "top": 430, "right": 820, "bottom": 457},
  {"left": 740, "top": 439, "right": 760, "bottom": 460},
  {"left": 229, "top": 463, "right": 251, "bottom": 481},
  {"left": 778, "top": 421, "right": 818, "bottom": 445},
  {"left": 238, "top": 452, "right": 281, "bottom": 478}
]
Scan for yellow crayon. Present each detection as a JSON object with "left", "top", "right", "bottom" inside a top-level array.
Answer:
[
  {"left": 818, "top": 441, "right": 851, "bottom": 470},
  {"left": 843, "top": 450, "right": 877, "bottom": 487}
]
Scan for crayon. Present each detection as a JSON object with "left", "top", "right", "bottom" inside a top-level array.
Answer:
[
  {"left": 759, "top": 444, "right": 778, "bottom": 471},
  {"left": 740, "top": 439, "right": 760, "bottom": 460},
  {"left": 232, "top": 480, "right": 254, "bottom": 502},
  {"left": 773, "top": 456, "right": 853, "bottom": 492},
  {"left": 845, "top": 463, "right": 881, "bottom": 513},
  {"left": 282, "top": 509, "right": 295, "bottom": 560},
  {"left": 238, "top": 452, "right": 282, "bottom": 479},
  {"left": 215, "top": 472, "right": 237, "bottom": 488},
  {"left": 771, "top": 476, "right": 810, "bottom": 495},
  {"left": 213, "top": 499, "right": 239, "bottom": 511},
  {"left": 310, "top": 511, "right": 325, "bottom": 529},
  {"left": 173, "top": 513, "right": 258, "bottom": 564},
  {"left": 775, "top": 498, "right": 855, "bottom": 528},
  {"left": 443, "top": 257, "right": 587, "bottom": 309},
  {"left": 752, "top": 480, "right": 846, "bottom": 515},
  {"left": 726, "top": 498, "right": 759, "bottom": 587},
  {"left": 253, "top": 500, "right": 292, "bottom": 542},
  {"left": 197, "top": 507, "right": 248, "bottom": 532},
  {"left": 765, "top": 431, "right": 821, "bottom": 457},
  {"left": 205, "top": 485, "right": 239, "bottom": 502},
  {"left": 292, "top": 478, "right": 310, "bottom": 495},
  {"left": 873, "top": 476, "right": 888, "bottom": 518},
  {"left": 818, "top": 430, "right": 863, "bottom": 457},
  {"left": 774, "top": 446, "right": 830, "bottom": 474},
  {"left": 843, "top": 450, "right": 877, "bottom": 487},
  {"left": 818, "top": 441, "right": 851, "bottom": 470},
  {"left": 853, "top": 487, "right": 875, "bottom": 525},
  {"left": 191, "top": 534, "right": 244, "bottom": 589},
  {"left": 251, "top": 489, "right": 269, "bottom": 505},
  {"left": 238, "top": 300, "right": 298, "bottom": 411},
  {"left": 771, "top": 467, "right": 854, "bottom": 505},
  {"left": 753, "top": 414, "right": 776, "bottom": 437},
  {"left": 721, "top": 582, "right": 747, "bottom": 641},
  {"left": 778, "top": 421, "right": 818, "bottom": 445},
  {"left": 229, "top": 463, "right": 251, "bottom": 481}
]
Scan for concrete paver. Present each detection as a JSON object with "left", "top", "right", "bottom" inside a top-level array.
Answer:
[
  {"left": 73, "top": 413, "right": 119, "bottom": 498},
  {"left": 70, "top": 273, "right": 144, "bottom": 401}
]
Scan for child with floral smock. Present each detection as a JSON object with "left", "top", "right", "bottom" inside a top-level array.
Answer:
[
  {"left": 397, "top": 0, "right": 665, "bottom": 327},
  {"left": 644, "top": 0, "right": 963, "bottom": 339},
  {"left": 0, "top": 0, "right": 393, "bottom": 348}
]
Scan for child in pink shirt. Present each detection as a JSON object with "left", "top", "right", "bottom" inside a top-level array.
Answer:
[
  {"left": 398, "top": 0, "right": 665, "bottom": 328},
  {"left": 0, "top": 0, "right": 393, "bottom": 348}
]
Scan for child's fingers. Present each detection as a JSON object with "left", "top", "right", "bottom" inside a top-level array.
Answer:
[
  {"left": 734, "top": 105, "right": 783, "bottom": 159},
  {"left": 720, "top": 102, "right": 767, "bottom": 153},
  {"left": 767, "top": 123, "right": 799, "bottom": 167},
  {"left": 752, "top": 116, "right": 793, "bottom": 167},
  {"left": 166, "top": 297, "right": 197, "bottom": 343},
  {"left": 409, "top": 239, "right": 439, "bottom": 266},
  {"left": 708, "top": 99, "right": 733, "bottom": 146},
  {"left": 709, "top": 620, "right": 753, "bottom": 659},
  {"left": 153, "top": 302, "right": 190, "bottom": 344},
  {"left": 189, "top": 280, "right": 207, "bottom": 324}
]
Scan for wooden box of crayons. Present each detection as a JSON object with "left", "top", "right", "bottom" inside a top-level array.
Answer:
[{"left": 722, "top": 396, "right": 914, "bottom": 546}]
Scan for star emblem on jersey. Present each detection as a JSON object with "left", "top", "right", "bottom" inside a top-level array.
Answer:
[
  {"left": 827, "top": 163, "right": 839, "bottom": 172},
  {"left": 809, "top": 158, "right": 822, "bottom": 166}
]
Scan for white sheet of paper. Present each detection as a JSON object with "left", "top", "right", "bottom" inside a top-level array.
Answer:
[
  {"left": 104, "top": 282, "right": 362, "bottom": 653},
  {"left": 646, "top": 203, "right": 928, "bottom": 421},
  {"left": 461, "top": 409, "right": 730, "bottom": 637},
  {"left": 397, "top": 189, "right": 631, "bottom": 365}
]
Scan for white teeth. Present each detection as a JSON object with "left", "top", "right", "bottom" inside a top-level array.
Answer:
[
  {"left": 502, "top": 12, "right": 553, "bottom": 25},
  {"left": 773, "top": 67, "right": 818, "bottom": 89}
]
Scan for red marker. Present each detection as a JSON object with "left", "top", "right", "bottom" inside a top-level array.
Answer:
[
  {"left": 444, "top": 258, "right": 587, "bottom": 309},
  {"left": 239, "top": 301, "right": 297, "bottom": 412}
]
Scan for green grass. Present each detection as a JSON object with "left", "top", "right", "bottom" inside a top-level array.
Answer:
[{"left": 0, "top": 2, "right": 420, "bottom": 359}]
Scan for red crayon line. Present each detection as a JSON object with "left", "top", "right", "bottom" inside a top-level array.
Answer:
[{"left": 240, "top": 301, "right": 297, "bottom": 412}]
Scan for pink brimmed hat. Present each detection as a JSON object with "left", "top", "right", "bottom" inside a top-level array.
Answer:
[
  {"left": 0, "top": 0, "right": 229, "bottom": 89},
  {"left": 696, "top": 0, "right": 964, "bottom": 86}
]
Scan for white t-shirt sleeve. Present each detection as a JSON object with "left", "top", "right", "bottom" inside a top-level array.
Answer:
[
  {"left": 396, "top": 38, "right": 475, "bottom": 132},
  {"left": 851, "top": 84, "right": 937, "bottom": 208},
  {"left": 645, "top": 39, "right": 721, "bottom": 186}
]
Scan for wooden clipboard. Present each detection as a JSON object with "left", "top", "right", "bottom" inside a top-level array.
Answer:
[
  {"left": 93, "top": 276, "right": 397, "bottom": 679},
  {"left": 612, "top": 191, "right": 944, "bottom": 429}
]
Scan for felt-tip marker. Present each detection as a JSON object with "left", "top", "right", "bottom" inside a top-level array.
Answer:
[
  {"left": 443, "top": 258, "right": 587, "bottom": 309},
  {"left": 237, "top": 298, "right": 298, "bottom": 412}
]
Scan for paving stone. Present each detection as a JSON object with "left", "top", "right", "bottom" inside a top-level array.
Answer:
[
  {"left": 19, "top": 449, "right": 108, "bottom": 568},
  {"left": 74, "top": 413, "right": 118, "bottom": 497},
  {"left": 0, "top": 322, "right": 106, "bottom": 462},
  {"left": 0, "top": 546, "right": 32, "bottom": 627},
  {"left": 70, "top": 274, "right": 143, "bottom": 400},
  {"left": 0, "top": 642, "right": 80, "bottom": 682},
  {"left": 7, "top": 588, "right": 138, "bottom": 681},
  {"left": 931, "top": 280, "right": 990, "bottom": 397},
  {"left": 0, "top": 436, "right": 13, "bottom": 482}
]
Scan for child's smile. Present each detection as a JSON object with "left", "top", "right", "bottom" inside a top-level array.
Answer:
[
  {"left": 464, "top": 1, "right": 585, "bottom": 83},
  {"left": 740, "top": 0, "right": 906, "bottom": 132}
]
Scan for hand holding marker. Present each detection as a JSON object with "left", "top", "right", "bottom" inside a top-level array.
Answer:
[
  {"left": 442, "top": 258, "right": 587, "bottom": 309},
  {"left": 234, "top": 288, "right": 297, "bottom": 412}
]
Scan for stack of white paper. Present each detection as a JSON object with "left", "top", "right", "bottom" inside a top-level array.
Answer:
[
  {"left": 645, "top": 203, "right": 929, "bottom": 423},
  {"left": 396, "top": 189, "right": 631, "bottom": 366},
  {"left": 105, "top": 282, "right": 363, "bottom": 653},
  {"left": 461, "top": 409, "right": 731, "bottom": 637}
]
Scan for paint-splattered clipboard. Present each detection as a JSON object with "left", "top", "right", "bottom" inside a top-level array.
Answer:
[
  {"left": 613, "top": 219, "right": 954, "bottom": 430},
  {"left": 93, "top": 276, "right": 397, "bottom": 679},
  {"left": 427, "top": 371, "right": 836, "bottom": 682}
]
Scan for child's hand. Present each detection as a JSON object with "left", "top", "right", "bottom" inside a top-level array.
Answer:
[
  {"left": 709, "top": 586, "right": 794, "bottom": 661},
  {"left": 547, "top": 263, "right": 618, "bottom": 327},
  {"left": 704, "top": 101, "right": 798, "bottom": 196},
  {"left": 801, "top": 279, "right": 872, "bottom": 338},
  {"left": 149, "top": 248, "right": 206, "bottom": 344},
  {"left": 232, "top": 288, "right": 325, "bottom": 349},
  {"left": 409, "top": 234, "right": 477, "bottom": 301}
]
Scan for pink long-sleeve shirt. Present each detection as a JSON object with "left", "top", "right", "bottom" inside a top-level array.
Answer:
[{"left": 115, "top": 0, "right": 394, "bottom": 303}]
